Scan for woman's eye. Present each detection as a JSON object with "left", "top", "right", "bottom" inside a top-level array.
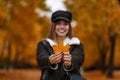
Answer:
[
  {"left": 64, "top": 23, "right": 68, "bottom": 26},
  {"left": 56, "top": 21, "right": 69, "bottom": 26},
  {"left": 56, "top": 22, "right": 61, "bottom": 25}
]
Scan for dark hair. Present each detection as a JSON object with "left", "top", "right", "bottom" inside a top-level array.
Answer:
[{"left": 48, "top": 22, "right": 73, "bottom": 40}]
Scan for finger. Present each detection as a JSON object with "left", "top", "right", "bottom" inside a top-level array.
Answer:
[
  {"left": 51, "top": 54, "right": 62, "bottom": 63},
  {"left": 54, "top": 54, "right": 62, "bottom": 60},
  {"left": 49, "top": 54, "right": 55, "bottom": 59},
  {"left": 49, "top": 53, "right": 63, "bottom": 64},
  {"left": 52, "top": 55, "right": 62, "bottom": 64},
  {"left": 64, "top": 55, "right": 71, "bottom": 60},
  {"left": 49, "top": 54, "right": 57, "bottom": 64},
  {"left": 54, "top": 59, "right": 62, "bottom": 64},
  {"left": 64, "top": 58, "right": 71, "bottom": 62},
  {"left": 64, "top": 61, "right": 71, "bottom": 66},
  {"left": 50, "top": 53, "right": 61, "bottom": 60},
  {"left": 64, "top": 55, "right": 70, "bottom": 58},
  {"left": 63, "top": 53, "right": 71, "bottom": 56},
  {"left": 54, "top": 56, "right": 62, "bottom": 62},
  {"left": 63, "top": 51, "right": 69, "bottom": 54}
]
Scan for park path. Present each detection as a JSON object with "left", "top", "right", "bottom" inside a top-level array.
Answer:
[{"left": 0, "top": 69, "right": 120, "bottom": 80}]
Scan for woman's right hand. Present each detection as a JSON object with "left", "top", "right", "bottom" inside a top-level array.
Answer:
[{"left": 49, "top": 53, "right": 63, "bottom": 64}]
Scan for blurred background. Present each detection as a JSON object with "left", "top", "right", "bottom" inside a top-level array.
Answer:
[{"left": 0, "top": 0, "right": 120, "bottom": 80}]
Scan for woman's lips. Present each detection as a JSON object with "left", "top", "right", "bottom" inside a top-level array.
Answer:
[{"left": 59, "top": 29, "right": 66, "bottom": 33}]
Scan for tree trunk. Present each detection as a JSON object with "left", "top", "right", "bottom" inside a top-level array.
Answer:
[
  {"left": 0, "top": 37, "right": 7, "bottom": 60},
  {"left": 97, "top": 35, "right": 108, "bottom": 73},
  {"left": 6, "top": 40, "right": 11, "bottom": 70},
  {"left": 107, "top": 33, "right": 117, "bottom": 78},
  {"left": 99, "top": 44, "right": 108, "bottom": 73},
  {"left": 100, "top": 53, "right": 106, "bottom": 73}
]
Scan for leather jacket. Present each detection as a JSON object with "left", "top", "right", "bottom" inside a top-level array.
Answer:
[{"left": 36, "top": 39, "right": 84, "bottom": 80}]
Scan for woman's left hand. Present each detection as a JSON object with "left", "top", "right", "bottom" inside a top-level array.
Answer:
[{"left": 63, "top": 52, "right": 72, "bottom": 67}]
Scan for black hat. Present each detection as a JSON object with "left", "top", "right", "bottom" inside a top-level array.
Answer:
[{"left": 51, "top": 10, "right": 72, "bottom": 22}]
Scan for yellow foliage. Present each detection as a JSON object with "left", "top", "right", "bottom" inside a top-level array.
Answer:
[
  {"left": 0, "top": 10, "right": 7, "bottom": 19},
  {"left": 53, "top": 41, "right": 70, "bottom": 53}
]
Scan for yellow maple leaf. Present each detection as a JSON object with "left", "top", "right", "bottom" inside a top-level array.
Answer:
[{"left": 53, "top": 41, "right": 70, "bottom": 54}]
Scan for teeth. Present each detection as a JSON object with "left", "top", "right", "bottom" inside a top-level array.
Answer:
[{"left": 59, "top": 30, "right": 64, "bottom": 33}]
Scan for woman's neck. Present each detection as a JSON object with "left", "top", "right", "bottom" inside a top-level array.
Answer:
[{"left": 56, "top": 36, "right": 66, "bottom": 43}]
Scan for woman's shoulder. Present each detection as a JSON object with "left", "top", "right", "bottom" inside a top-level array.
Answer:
[
  {"left": 36, "top": 40, "right": 44, "bottom": 47},
  {"left": 37, "top": 38, "right": 56, "bottom": 47},
  {"left": 70, "top": 37, "right": 84, "bottom": 47},
  {"left": 37, "top": 39, "right": 50, "bottom": 46},
  {"left": 69, "top": 37, "right": 80, "bottom": 45}
]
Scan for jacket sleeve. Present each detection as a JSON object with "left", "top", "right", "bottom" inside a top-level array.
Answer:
[
  {"left": 70, "top": 43, "right": 85, "bottom": 71},
  {"left": 36, "top": 41, "right": 50, "bottom": 69}
]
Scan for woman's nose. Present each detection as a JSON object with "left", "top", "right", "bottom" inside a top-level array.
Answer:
[{"left": 60, "top": 24, "right": 64, "bottom": 28}]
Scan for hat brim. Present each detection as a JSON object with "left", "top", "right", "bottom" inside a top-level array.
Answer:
[{"left": 53, "top": 17, "right": 70, "bottom": 22}]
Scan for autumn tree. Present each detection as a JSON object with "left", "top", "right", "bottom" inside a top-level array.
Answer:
[
  {"left": 65, "top": 0, "right": 120, "bottom": 78},
  {"left": 0, "top": 0, "right": 49, "bottom": 68}
]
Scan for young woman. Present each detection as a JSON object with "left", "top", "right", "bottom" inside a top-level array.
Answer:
[{"left": 36, "top": 10, "right": 85, "bottom": 80}]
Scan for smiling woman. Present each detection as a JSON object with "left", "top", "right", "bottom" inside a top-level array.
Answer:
[{"left": 36, "top": 10, "right": 85, "bottom": 80}]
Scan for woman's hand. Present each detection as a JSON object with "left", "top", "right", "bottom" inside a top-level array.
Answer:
[
  {"left": 63, "top": 52, "right": 72, "bottom": 67},
  {"left": 49, "top": 53, "right": 62, "bottom": 64}
]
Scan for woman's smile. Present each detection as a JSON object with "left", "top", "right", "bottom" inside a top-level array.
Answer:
[
  {"left": 58, "top": 29, "right": 66, "bottom": 33},
  {"left": 55, "top": 20, "right": 69, "bottom": 37}
]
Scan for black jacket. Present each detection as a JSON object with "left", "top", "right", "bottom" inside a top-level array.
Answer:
[{"left": 36, "top": 40, "right": 85, "bottom": 80}]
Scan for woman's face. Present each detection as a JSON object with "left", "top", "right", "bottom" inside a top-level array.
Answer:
[{"left": 55, "top": 20, "right": 69, "bottom": 38}]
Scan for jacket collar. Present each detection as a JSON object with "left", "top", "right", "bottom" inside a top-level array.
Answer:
[{"left": 46, "top": 37, "right": 80, "bottom": 46}]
